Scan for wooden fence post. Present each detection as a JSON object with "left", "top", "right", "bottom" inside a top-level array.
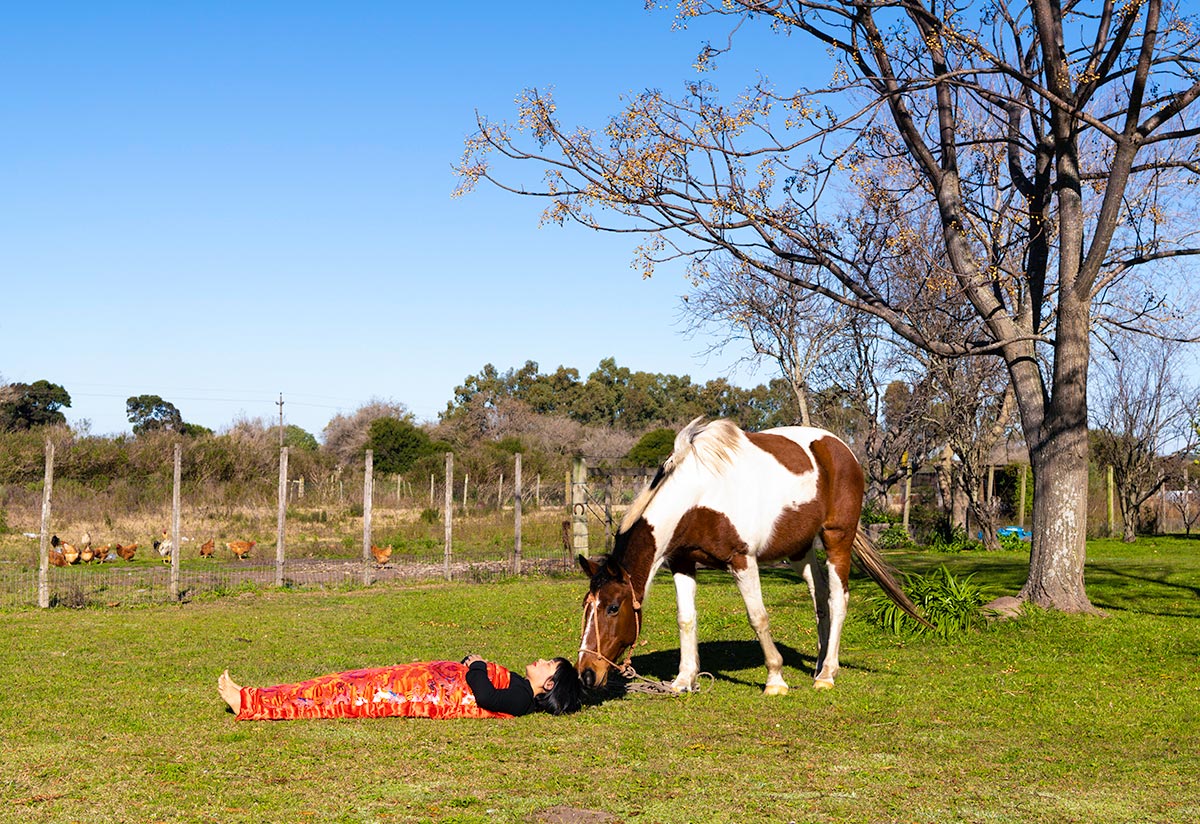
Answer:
[
  {"left": 1018, "top": 464, "right": 1028, "bottom": 529},
  {"left": 276, "top": 447, "right": 288, "bottom": 587},
  {"left": 1107, "top": 465, "right": 1115, "bottom": 537},
  {"left": 38, "top": 440, "right": 54, "bottom": 609},
  {"left": 513, "top": 454, "right": 522, "bottom": 575},
  {"left": 571, "top": 457, "right": 589, "bottom": 557},
  {"left": 362, "top": 450, "right": 373, "bottom": 586},
  {"left": 444, "top": 452, "right": 453, "bottom": 581},
  {"left": 170, "top": 444, "right": 182, "bottom": 601}
]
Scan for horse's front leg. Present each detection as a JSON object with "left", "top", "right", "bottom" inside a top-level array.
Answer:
[
  {"left": 733, "top": 556, "right": 788, "bottom": 696},
  {"left": 671, "top": 570, "right": 700, "bottom": 692}
]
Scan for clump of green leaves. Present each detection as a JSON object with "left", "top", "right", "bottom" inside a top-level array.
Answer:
[
  {"left": 998, "top": 531, "right": 1029, "bottom": 551},
  {"left": 927, "top": 525, "right": 983, "bottom": 553},
  {"left": 871, "top": 565, "right": 989, "bottom": 639},
  {"left": 877, "top": 524, "right": 916, "bottom": 549}
]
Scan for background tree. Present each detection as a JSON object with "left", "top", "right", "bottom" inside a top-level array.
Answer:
[
  {"left": 1090, "top": 337, "right": 1200, "bottom": 542},
  {"left": 0, "top": 380, "right": 71, "bottom": 431},
  {"left": 627, "top": 427, "right": 678, "bottom": 467},
  {"left": 126, "top": 395, "right": 184, "bottom": 435},
  {"left": 321, "top": 400, "right": 413, "bottom": 468},
  {"left": 922, "top": 353, "right": 1017, "bottom": 550},
  {"left": 683, "top": 257, "right": 851, "bottom": 426},
  {"left": 366, "top": 417, "right": 435, "bottom": 474},
  {"left": 458, "top": 0, "right": 1200, "bottom": 612}
]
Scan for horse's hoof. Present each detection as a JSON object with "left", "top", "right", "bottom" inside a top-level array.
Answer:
[
  {"left": 669, "top": 678, "right": 696, "bottom": 693},
  {"left": 813, "top": 679, "right": 835, "bottom": 691},
  {"left": 762, "top": 684, "right": 789, "bottom": 696}
]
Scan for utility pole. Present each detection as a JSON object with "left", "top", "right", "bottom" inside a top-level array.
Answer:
[{"left": 276, "top": 393, "right": 284, "bottom": 448}]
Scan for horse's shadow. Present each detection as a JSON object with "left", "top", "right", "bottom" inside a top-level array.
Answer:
[{"left": 591, "top": 639, "right": 875, "bottom": 700}]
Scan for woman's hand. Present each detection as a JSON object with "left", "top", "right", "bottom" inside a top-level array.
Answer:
[{"left": 461, "top": 654, "right": 485, "bottom": 666}]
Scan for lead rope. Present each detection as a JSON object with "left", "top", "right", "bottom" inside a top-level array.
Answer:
[{"left": 578, "top": 645, "right": 715, "bottom": 696}]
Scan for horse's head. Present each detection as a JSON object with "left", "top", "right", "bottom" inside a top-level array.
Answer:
[{"left": 577, "top": 554, "right": 642, "bottom": 690}]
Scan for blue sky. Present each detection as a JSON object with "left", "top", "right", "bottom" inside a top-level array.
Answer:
[{"left": 2, "top": 2, "right": 821, "bottom": 438}]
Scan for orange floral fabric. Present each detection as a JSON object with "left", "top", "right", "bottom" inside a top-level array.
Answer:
[{"left": 236, "top": 660, "right": 515, "bottom": 721}]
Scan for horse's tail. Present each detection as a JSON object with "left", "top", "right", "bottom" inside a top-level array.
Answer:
[{"left": 851, "top": 530, "right": 934, "bottom": 629}]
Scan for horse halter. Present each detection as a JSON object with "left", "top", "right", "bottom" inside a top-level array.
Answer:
[{"left": 580, "top": 590, "right": 642, "bottom": 676}]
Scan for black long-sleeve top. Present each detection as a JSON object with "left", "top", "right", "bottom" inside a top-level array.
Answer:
[{"left": 465, "top": 661, "right": 536, "bottom": 716}]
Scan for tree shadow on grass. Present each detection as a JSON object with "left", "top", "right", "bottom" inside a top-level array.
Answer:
[{"left": 1086, "top": 563, "right": 1200, "bottom": 618}]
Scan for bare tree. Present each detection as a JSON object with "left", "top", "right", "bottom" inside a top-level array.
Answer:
[
  {"left": 1090, "top": 338, "right": 1200, "bottom": 542},
  {"left": 682, "top": 257, "right": 851, "bottom": 426},
  {"left": 923, "top": 353, "right": 1017, "bottom": 550},
  {"left": 458, "top": 0, "right": 1200, "bottom": 612},
  {"left": 1166, "top": 458, "right": 1200, "bottom": 537}
]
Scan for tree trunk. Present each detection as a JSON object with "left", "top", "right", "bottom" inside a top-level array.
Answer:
[
  {"left": 1020, "top": 424, "right": 1099, "bottom": 613},
  {"left": 1121, "top": 498, "right": 1138, "bottom": 543}
]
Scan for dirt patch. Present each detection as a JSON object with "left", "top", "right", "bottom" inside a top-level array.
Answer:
[{"left": 533, "top": 806, "right": 620, "bottom": 824}]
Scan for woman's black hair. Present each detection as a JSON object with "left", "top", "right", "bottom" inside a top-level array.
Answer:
[{"left": 532, "top": 657, "right": 583, "bottom": 715}]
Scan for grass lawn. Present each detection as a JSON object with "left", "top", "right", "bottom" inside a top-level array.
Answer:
[{"left": 1, "top": 538, "right": 1197, "bottom": 823}]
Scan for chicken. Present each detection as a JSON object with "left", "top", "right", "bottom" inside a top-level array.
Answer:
[
  {"left": 48, "top": 545, "right": 69, "bottom": 567},
  {"left": 370, "top": 544, "right": 393, "bottom": 566},
  {"left": 115, "top": 543, "right": 138, "bottom": 561},
  {"left": 51, "top": 535, "right": 81, "bottom": 565},
  {"left": 153, "top": 531, "right": 174, "bottom": 565},
  {"left": 80, "top": 531, "right": 92, "bottom": 552},
  {"left": 226, "top": 540, "right": 255, "bottom": 560},
  {"left": 199, "top": 538, "right": 215, "bottom": 558},
  {"left": 94, "top": 544, "right": 113, "bottom": 562},
  {"left": 79, "top": 544, "right": 95, "bottom": 564}
]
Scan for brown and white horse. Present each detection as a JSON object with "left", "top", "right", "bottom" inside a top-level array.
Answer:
[{"left": 578, "top": 417, "right": 926, "bottom": 694}]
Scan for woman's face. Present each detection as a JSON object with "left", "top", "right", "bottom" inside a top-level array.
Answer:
[{"left": 525, "top": 658, "right": 558, "bottom": 692}]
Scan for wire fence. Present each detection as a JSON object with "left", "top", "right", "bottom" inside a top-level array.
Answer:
[{"left": 0, "top": 443, "right": 649, "bottom": 609}]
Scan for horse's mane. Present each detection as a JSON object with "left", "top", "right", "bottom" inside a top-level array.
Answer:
[{"left": 618, "top": 417, "right": 743, "bottom": 534}]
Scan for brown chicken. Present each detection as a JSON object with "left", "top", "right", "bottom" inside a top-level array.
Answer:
[
  {"left": 48, "top": 546, "right": 69, "bottom": 567},
  {"left": 370, "top": 544, "right": 393, "bottom": 566},
  {"left": 79, "top": 544, "right": 95, "bottom": 564},
  {"left": 94, "top": 544, "right": 113, "bottom": 562},
  {"left": 199, "top": 538, "right": 215, "bottom": 558},
  {"left": 115, "top": 543, "right": 138, "bottom": 561},
  {"left": 51, "top": 535, "right": 81, "bottom": 565},
  {"left": 226, "top": 540, "right": 255, "bottom": 560}
]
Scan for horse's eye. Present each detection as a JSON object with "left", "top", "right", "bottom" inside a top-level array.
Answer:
[{"left": 606, "top": 602, "right": 620, "bottom": 616}]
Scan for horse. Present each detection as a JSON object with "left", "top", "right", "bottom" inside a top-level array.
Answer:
[{"left": 577, "top": 417, "right": 927, "bottom": 694}]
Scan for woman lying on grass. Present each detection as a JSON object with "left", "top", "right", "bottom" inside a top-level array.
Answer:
[{"left": 218, "top": 654, "right": 583, "bottom": 720}]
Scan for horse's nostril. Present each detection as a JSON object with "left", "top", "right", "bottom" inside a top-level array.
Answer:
[{"left": 581, "top": 669, "right": 596, "bottom": 689}]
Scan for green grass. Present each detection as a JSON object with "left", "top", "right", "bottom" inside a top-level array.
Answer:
[{"left": 2, "top": 539, "right": 1198, "bottom": 823}]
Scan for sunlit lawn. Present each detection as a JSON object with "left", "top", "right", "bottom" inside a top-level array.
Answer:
[{"left": 2, "top": 537, "right": 1197, "bottom": 823}]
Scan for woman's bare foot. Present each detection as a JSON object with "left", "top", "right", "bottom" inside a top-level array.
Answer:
[{"left": 218, "top": 669, "right": 242, "bottom": 715}]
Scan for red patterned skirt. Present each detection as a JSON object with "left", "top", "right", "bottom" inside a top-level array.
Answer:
[{"left": 236, "top": 660, "right": 514, "bottom": 720}]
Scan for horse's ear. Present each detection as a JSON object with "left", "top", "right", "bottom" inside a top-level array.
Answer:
[{"left": 578, "top": 554, "right": 600, "bottom": 577}]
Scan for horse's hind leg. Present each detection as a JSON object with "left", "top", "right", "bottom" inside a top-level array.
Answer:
[
  {"left": 811, "top": 525, "right": 853, "bottom": 689},
  {"left": 789, "top": 543, "right": 832, "bottom": 685},
  {"left": 732, "top": 556, "right": 788, "bottom": 696}
]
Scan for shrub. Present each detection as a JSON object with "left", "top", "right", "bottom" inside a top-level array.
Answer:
[
  {"left": 927, "top": 525, "right": 983, "bottom": 554},
  {"left": 860, "top": 501, "right": 893, "bottom": 525},
  {"left": 877, "top": 524, "right": 916, "bottom": 550},
  {"left": 998, "top": 532, "right": 1028, "bottom": 551},
  {"left": 419, "top": 508, "right": 440, "bottom": 524},
  {"left": 871, "top": 566, "right": 989, "bottom": 639}
]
